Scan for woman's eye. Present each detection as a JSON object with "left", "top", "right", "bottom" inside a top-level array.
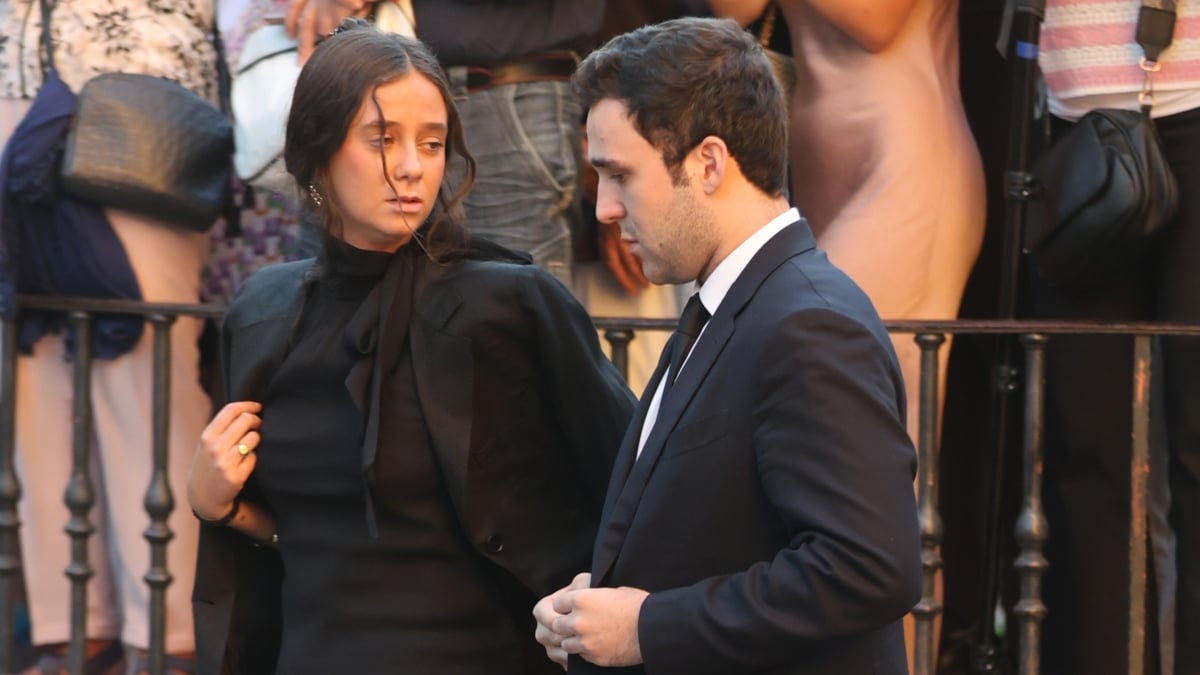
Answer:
[{"left": 421, "top": 140, "right": 445, "bottom": 152}]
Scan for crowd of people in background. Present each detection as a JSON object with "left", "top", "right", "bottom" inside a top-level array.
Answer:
[{"left": 0, "top": 0, "right": 1196, "bottom": 674}]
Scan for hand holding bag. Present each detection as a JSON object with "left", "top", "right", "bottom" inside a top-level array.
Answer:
[{"left": 1023, "top": 1, "right": 1179, "bottom": 290}]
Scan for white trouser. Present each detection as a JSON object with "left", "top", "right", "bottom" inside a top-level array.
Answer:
[{"left": 2, "top": 98, "right": 211, "bottom": 652}]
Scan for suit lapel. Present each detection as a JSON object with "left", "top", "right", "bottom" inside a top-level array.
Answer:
[
  {"left": 409, "top": 263, "right": 474, "bottom": 520},
  {"left": 590, "top": 319, "right": 734, "bottom": 583},
  {"left": 591, "top": 333, "right": 675, "bottom": 574},
  {"left": 590, "top": 220, "right": 817, "bottom": 584}
]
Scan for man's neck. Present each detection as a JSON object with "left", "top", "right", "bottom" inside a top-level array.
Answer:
[{"left": 699, "top": 195, "right": 793, "bottom": 284}]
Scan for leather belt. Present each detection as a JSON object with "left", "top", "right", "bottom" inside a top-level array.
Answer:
[{"left": 465, "top": 51, "right": 579, "bottom": 93}]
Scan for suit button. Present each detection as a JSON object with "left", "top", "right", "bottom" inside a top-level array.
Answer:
[{"left": 485, "top": 534, "right": 504, "bottom": 553}]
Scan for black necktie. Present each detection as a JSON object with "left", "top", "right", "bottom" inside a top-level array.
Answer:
[{"left": 665, "top": 293, "right": 710, "bottom": 390}]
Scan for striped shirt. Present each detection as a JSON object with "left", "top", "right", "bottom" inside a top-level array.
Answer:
[{"left": 1039, "top": 0, "right": 1200, "bottom": 119}]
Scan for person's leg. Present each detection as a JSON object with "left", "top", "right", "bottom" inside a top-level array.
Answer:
[
  {"left": 13, "top": 334, "right": 124, "bottom": 649},
  {"left": 1, "top": 97, "right": 125, "bottom": 659},
  {"left": 98, "top": 210, "right": 210, "bottom": 655},
  {"left": 816, "top": 188, "right": 982, "bottom": 671},
  {"left": 1030, "top": 248, "right": 1155, "bottom": 675},
  {"left": 1152, "top": 105, "right": 1200, "bottom": 675},
  {"left": 454, "top": 80, "right": 581, "bottom": 290},
  {"left": 1148, "top": 340, "right": 1176, "bottom": 675}
]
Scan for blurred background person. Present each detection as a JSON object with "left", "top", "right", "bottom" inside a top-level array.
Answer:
[
  {"left": 711, "top": 0, "right": 985, "bottom": 472},
  {"left": 0, "top": 0, "right": 220, "bottom": 671},
  {"left": 1031, "top": 1, "right": 1200, "bottom": 673}
]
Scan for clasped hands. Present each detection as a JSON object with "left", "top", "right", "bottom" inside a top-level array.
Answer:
[{"left": 532, "top": 572, "right": 649, "bottom": 670}]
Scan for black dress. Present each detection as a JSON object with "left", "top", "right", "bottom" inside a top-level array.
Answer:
[{"left": 251, "top": 241, "right": 524, "bottom": 674}]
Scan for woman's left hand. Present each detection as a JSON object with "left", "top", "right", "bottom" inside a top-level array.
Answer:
[{"left": 187, "top": 401, "right": 263, "bottom": 521}]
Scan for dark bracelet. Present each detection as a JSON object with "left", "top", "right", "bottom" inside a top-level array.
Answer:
[{"left": 192, "top": 496, "right": 240, "bottom": 527}]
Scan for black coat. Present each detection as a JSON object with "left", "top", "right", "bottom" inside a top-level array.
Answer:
[{"left": 193, "top": 254, "right": 635, "bottom": 675}]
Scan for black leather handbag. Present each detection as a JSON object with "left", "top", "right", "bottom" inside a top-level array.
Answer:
[
  {"left": 41, "top": 0, "right": 234, "bottom": 233},
  {"left": 1023, "top": 1, "right": 1179, "bottom": 290},
  {"left": 1024, "top": 108, "right": 1177, "bottom": 289},
  {"left": 61, "top": 72, "right": 234, "bottom": 232}
]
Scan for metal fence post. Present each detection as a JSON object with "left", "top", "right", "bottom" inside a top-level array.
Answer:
[
  {"left": 912, "top": 332, "right": 946, "bottom": 675},
  {"left": 0, "top": 315, "right": 20, "bottom": 675},
  {"left": 64, "top": 312, "right": 96, "bottom": 675},
  {"left": 143, "top": 315, "right": 177, "bottom": 675},
  {"left": 1014, "top": 333, "right": 1049, "bottom": 675},
  {"left": 1126, "top": 334, "right": 1153, "bottom": 675}
]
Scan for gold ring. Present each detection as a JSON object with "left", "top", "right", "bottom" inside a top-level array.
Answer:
[{"left": 237, "top": 443, "right": 251, "bottom": 456}]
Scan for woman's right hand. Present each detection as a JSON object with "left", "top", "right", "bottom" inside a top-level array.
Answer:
[{"left": 187, "top": 401, "right": 263, "bottom": 521}]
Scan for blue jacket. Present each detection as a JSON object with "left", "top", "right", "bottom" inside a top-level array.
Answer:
[{"left": 0, "top": 67, "right": 142, "bottom": 358}]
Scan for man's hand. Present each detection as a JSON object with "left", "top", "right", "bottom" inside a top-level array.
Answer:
[
  {"left": 551, "top": 585, "right": 649, "bottom": 668},
  {"left": 285, "top": 0, "right": 367, "bottom": 63},
  {"left": 534, "top": 573, "right": 592, "bottom": 668}
]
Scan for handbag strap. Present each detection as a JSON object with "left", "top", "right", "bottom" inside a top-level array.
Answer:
[
  {"left": 1136, "top": 0, "right": 1177, "bottom": 110},
  {"left": 37, "top": 0, "right": 55, "bottom": 73},
  {"left": 1137, "top": 0, "right": 1176, "bottom": 63}
]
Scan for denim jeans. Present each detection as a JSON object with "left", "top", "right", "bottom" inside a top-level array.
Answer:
[{"left": 447, "top": 69, "right": 582, "bottom": 289}]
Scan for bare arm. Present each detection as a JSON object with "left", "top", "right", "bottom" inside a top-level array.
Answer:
[
  {"left": 707, "top": 0, "right": 772, "bottom": 27},
  {"left": 795, "top": 0, "right": 919, "bottom": 52}
]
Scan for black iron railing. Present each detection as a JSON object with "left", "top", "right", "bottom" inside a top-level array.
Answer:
[{"left": 4, "top": 296, "right": 1199, "bottom": 675}]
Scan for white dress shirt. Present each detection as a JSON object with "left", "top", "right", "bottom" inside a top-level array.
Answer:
[{"left": 636, "top": 207, "right": 801, "bottom": 458}]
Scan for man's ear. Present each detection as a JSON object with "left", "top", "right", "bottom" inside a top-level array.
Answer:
[{"left": 689, "top": 135, "right": 729, "bottom": 195}]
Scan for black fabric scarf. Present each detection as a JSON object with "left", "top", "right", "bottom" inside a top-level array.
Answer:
[
  {"left": 329, "top": 233, "right": 532, "bottom": 537},
  {"left": 336, "top": 242, "right": 418, "bottom": 538}
]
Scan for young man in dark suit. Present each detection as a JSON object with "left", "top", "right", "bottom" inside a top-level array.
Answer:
[{"left": 533, "top": 17, "right": 922, "bottom": 675}]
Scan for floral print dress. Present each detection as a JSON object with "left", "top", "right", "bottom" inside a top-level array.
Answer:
[{"left": 0, "top": 0, "right": 219, "bottom": 101}]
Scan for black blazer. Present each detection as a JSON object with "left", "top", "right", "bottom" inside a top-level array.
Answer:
[
  {"left": 572, "top": 221, "right": 922, "bottom": 675},
  {"left": 193, "top": 254, "right": 636, "bottom": 675}
]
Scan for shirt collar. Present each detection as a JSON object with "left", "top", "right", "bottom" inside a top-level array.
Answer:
[{"left": 696, "top": 207, "right": 800, "bottom": 316}]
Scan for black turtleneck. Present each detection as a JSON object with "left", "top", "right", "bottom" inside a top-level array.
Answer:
[{"left": 251, "top": 239, "right": 522, "bottom": 674}]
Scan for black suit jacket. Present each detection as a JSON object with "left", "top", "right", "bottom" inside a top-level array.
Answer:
[
  {"left": 192, "top": 254, "right": 636, "bottom": 675},
  {"left": 573, "top": 221, "right": 921, "bottom": 675}
]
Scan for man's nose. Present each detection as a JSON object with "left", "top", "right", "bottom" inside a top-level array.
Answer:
[{"left": 594, "top": 180, "right": 625, "bottom": 225}]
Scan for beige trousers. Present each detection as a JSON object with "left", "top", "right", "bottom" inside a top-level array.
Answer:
[{"left": 2, "top": 98, "right": 211, "bottom": 652}]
